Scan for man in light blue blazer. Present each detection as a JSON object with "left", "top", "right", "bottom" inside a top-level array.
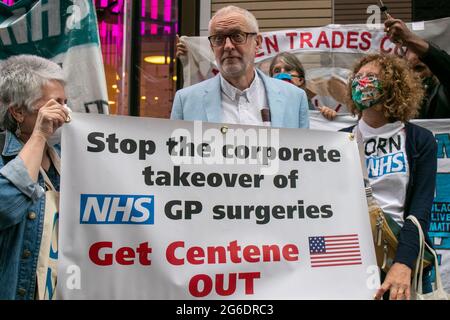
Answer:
[{"left": 171, "top": 6, "right": 309, "bottom": 129}]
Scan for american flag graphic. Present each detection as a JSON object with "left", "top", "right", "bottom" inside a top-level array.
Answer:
[{"left": 309, "top": 234, "right": 362, "bottom": 268}]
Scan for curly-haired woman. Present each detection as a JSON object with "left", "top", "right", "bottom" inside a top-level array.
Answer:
[{"left": 341, "top": 54, "right": 437, "bottom": 300}]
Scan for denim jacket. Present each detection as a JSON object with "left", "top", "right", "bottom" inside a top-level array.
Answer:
[{"left": 0, "top": 130, "right": 60, "bottom": 300}]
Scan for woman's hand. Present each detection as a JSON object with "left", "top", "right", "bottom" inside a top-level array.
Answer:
[
  {"left": 318, "top": 106, "right": 337, "bottom": 121},
  {"left": 32, "top": 99, "right": 69, "bottom": 141},
  {"left": 176, "top": 35, "right": 188, "bottom": 58},
  {"left": 374, "top": 262, "right": 412, "bottom": 300},
  {"left": 18, "top": 99, "right": 68, "bottom": 181}
]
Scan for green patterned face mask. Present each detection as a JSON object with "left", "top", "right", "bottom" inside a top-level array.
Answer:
[{"left": 351, "top": 75, "right": 384, "bottom": 111}]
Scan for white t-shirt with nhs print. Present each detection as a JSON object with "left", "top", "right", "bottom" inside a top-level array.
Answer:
[{"left": 357, "top": 119, "right": 409, "bottom": 227}]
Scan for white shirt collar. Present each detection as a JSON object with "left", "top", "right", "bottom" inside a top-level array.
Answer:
[
  {"left": 220, "top": 69, "right": 259, "bottom": 103},
  {"left": 358, "top": 118, "right": 404, "bottom": 137}
]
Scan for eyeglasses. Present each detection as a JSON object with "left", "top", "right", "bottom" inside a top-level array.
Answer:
[
  {"left": 290, "top": 74, "right": 303, "bottom": 79},
  {"left": 208, "top": 31, "right": 257, "bottom": 47},
  {"left": 353, "top": 74, "right": 379, "bottom": 82}
]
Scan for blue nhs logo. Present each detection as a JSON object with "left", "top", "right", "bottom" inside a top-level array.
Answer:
[{"left": 80, "top": 194, "right": 154, "bottom": 224}]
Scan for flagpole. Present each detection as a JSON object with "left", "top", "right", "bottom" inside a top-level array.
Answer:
[{"left": 128, "top": 0, "right": 141, "bottom": 116}]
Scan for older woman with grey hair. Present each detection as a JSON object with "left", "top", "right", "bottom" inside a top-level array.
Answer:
[
  {"left": 0, "top": 55, "right": 69, "bottom": 299},
  {"left": 269, "top": 52, "right": 338, "bottom": 121}
]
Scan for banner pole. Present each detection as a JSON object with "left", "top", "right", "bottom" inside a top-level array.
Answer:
[{"left": 128, "top": 0, "right": 142, "bottom": 116}]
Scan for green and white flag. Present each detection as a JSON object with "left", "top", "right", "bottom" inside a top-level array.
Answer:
[{"left": 0, "top": 0, "right": 109, "bottom": 114}]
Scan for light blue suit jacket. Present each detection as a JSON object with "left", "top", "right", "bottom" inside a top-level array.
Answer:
[{"left": 171, "top": 69, "right": 309, "bottom": 128}]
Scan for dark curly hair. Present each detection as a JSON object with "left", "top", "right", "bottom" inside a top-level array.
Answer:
[{"left": 346, "top": 54, "right": 424, "bottom": 122}]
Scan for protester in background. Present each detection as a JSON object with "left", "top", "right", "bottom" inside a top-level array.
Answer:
[
  {"left": 171, "top": 5, "right": 309, "bottom": 128},
  {"left": 0, "top": 55, "right": 70, "bottom": 299},
  {"left": 341, "top": 54, "right": 437, "bottom": 300},
  {"left": 385, "top": 16, "right": 450, "bottom": 118},
  {"left": 268, "top": 52, "right": 338, "bottom": 121}
]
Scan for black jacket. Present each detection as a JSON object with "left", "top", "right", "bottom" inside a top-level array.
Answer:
[
  {"left": 341, "top": 122, "right": 437, "bottom": 269},
  {"left": 418, "top": 44, "right": 450, "bottom": 119}
]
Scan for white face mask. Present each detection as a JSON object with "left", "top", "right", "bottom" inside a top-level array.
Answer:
[
  {"left": 47, "top": 104, "right": 71, "bottom": 146},
  {"left": 47, "top": 126, "right": 62, "bottom": 146}
]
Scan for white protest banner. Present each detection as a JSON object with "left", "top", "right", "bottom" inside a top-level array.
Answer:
[
  {"left": 311, "top": 114, "right": 450, "bottom": 293},
  {"left": 57, "top": 113, "right": 378, "bottom": 299},
  {"left": 0, "top": 0, "right": 109, "bottom": 114},
  {"left": 180, "top": 18, "right": 450, "bottom": 113},
  {"left": 409, "top": 119, "right": 450, "bottom": 293},
  {"left": 309, "top": 111, "right": 358, "bottom": 131}
]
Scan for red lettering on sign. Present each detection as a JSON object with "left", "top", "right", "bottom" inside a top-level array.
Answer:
[
  {"left": 166, "top": 240, "right": 300, "bottom": 265},
  {"left": 360, "top": 32, "right": 372, "bottom": 51},
  {"left": 347, "top": 31, "right": 359, "bottom": 49},
  {"left": 332, "top": 31, "right": 344, "bottom": 49},
  {"left": 207, "top": 246, "right": 227, "bottom": 264},
  {"left": 316, "top": 31, "right": 330, "bottom": 48},
  {"left": 286, "top": 32, "right": 298, "bottom": 50},
  {"left": 166, "top": 240, "right": 184, "bottom": 265},
  {"left": 189, "top": 274, "right": 213, "bottom": 297},
  {"left": 89, "top": 241, "right": 113, "bottom": 266},
  {"left": 188, "top": 272, "right": 261, "bottom": 297},
  {"left": 187, "top": 246, "right": 205, "bottom": 265},
  {"left": 239, "top": 272, "right": 261, "bottom": 295},
  {"left": 255, "top": 50, "right": 265, "bottom": 58},
  {"left": 380, "top": 35, "right": 393, "bottom": 53},
  {"left": 137, "top": 242, "right": 152, "bottom": 265},
  {"left": 283, "top": 244, "right": 299, "bottom": 261},
  {"left": 228, "top": 240, "right": 242, "bottom": 263},
  {"left": 89, "top": 241, "right": 152, "bottom": 266},
  {"left": 300, "top": 32, "right": 313, "bottom": 48},
  {"left": 243, "top": 245, "right": 260, "bottom": 262},
  {"left": 265, "top": 35, "right": 279, "bottom": 54},
  {"left": 116, "top": 247, "right": 135, "bottom": 265},
  {"left": 216, "top": 273, "right": 237, "bottom": 296}
]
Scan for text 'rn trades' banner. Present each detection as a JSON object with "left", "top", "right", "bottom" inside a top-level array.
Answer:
[
  {"left": 180, "top": 18, "right": 450, "bottom": 113},
  {"left": 58, "top": 114, "right": 378, "bottom": 299},
  {"left": 181, "top": 18, "right": 450, "bottom": 87}
]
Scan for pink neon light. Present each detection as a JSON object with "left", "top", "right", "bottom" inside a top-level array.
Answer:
[
  {"left": 99, "top": 21, "right": 107, "bottom": 37},
  {"left": 164, "top": 0, "right": 171, "bottom": 33},
  {"left": 112, "top": 0, "right": 123, "bottom": 13},
  {"left": 100, "top": 0, "right": 108, "bottom": 7},
  {"left": 141, "top": 0, "right": 146, "bottom": 34},
  {"left": 1, "top": 0, "right": 15, "bottom": 6},
  {"left": 112, "top": 24, "right": 119, "bottom": 37},
  {"left": 164, "top": 0, "right": 171, "bottom": 21},
  {"left": 151, "top": 0, "right": 158, "bottom": 35},
  {"left": 151, "top": 0, "right": 158, "bottom": 19}
]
